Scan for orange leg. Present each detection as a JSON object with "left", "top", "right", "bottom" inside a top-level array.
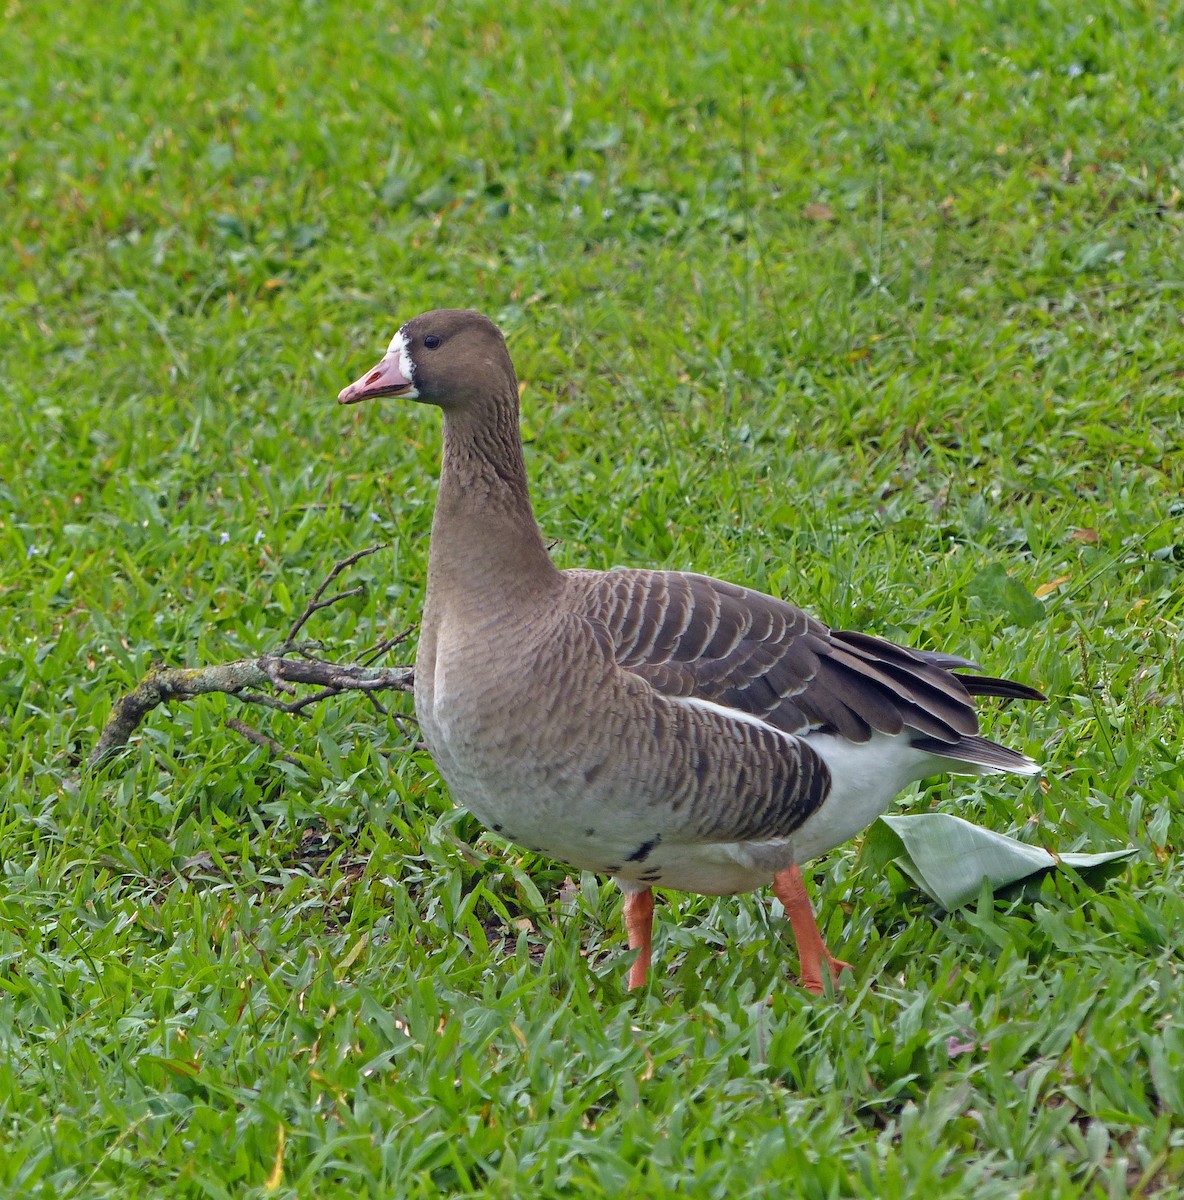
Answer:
[
  {"left": 772, "top": 864, "right": 851, "bottom": 995},
  {"left": 623, "top": 888, "right": 655, "bottom": 990}
]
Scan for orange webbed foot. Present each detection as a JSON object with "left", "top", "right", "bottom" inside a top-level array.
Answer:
[{"left": 773, "top": 864, "right": 851, "bottom": 997}]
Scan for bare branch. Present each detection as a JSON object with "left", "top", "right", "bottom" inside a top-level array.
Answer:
[
  {"left": 360, "top": 623, "right": 416, "bottom": 667},
  {"left": 88, "top": 656, "right": 414, "bottom": 767},
  {"left": 268, "top": 686, "right": 341, "bottom": 715},
  {"left": 88, "top": 542, "right": 416, "bottom": 769},
  {"left": 281, "top": 544, "right": 386, "bottom": 651},
  {"left": 224, "top": 717, "right": 301, "bottom": 765},
  {"left": 263, "top": 656, "right": 297, "bottom": 694}
]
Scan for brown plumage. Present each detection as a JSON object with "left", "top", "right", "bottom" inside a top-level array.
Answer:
[{"left": 339, "top": 308, "right": 1046, "bottom": 994}]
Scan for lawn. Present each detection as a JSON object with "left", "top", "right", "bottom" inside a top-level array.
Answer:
[{"left": 2, "top": 0, "right": 1183, "bottom": 1195}]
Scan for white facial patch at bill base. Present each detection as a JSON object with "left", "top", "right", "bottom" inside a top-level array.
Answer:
[{"left": 387, "top": 326, "right": 417, "bottom": 395}]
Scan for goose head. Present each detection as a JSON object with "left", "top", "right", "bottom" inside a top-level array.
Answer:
[{"left": 338, "top": 308, "right": 515, "bottom": 412}]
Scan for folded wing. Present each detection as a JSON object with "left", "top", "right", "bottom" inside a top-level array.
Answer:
[{"left": 572, "top": 568, "right": 1042, "bottom": 772}]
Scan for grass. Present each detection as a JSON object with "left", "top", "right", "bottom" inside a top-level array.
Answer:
[{"left": 2, "top": 0, "right": 1183, "bottom": 1194}]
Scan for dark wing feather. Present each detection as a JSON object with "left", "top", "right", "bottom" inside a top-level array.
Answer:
[
  {"left": 953, "top": 673, "right": 1046, "bottom": 702},
  {"left": 571, "top": 568, "right": 1040, "bottom": 746}
]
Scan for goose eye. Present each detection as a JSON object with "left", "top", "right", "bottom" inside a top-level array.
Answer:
[{"left": 423, "top": 334, "right": 442, "bottom": 349}]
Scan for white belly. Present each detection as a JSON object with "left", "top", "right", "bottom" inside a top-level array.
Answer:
[{"left": 792, "top": 729, "right": 938, "bottom": 861}]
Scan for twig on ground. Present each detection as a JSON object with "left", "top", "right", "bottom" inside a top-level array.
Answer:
[
  {"left": 360, "top": 624, "right": 416, "bottom": 667},
  {"left": 281, "top": 544, "right": 386, "bottom": 651},
  {"left": 224, "top": 717, "right": 301, "bottom": 764},
  {"left": 88, "top": 544, "right": 418, "bottom": 768},
  {"left": 88, "top": 656, "right": 415, "bottom": 766}
]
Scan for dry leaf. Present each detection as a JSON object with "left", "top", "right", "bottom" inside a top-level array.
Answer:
[
  {"left": 803, "top": 202, "right": 835, "bottom": 222},
  {"left": 1034, "top": 574, "right": 1071, "bottom": 598},
  {"left": 264, "top": 1124, "right": 285, "bottom": 1193},
  {"left": 333, "top": 933, "right": 369, "bottom": 980}
]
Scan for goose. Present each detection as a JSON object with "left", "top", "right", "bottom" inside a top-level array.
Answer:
[{"left": 338, "top": 309, "right": 1045, "bottom": 993}]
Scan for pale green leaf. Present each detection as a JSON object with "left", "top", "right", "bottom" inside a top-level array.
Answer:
[{"left": 867, "top": 813, "right": 1136, "bottom": 910}]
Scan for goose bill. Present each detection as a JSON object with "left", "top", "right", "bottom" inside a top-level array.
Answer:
[{"left": 337, "top": 354, "right": 418, "bottom": 404}]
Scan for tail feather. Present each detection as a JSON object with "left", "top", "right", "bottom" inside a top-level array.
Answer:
[
  {"left": 953, "top": 673, "right": 1047, "bottom": 703},
  {"left": 911, "top": 732, "right": 1041, "bottom": 776},
  {"left": 912, "top": 648, "right": 982, "bottom": 672}
]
